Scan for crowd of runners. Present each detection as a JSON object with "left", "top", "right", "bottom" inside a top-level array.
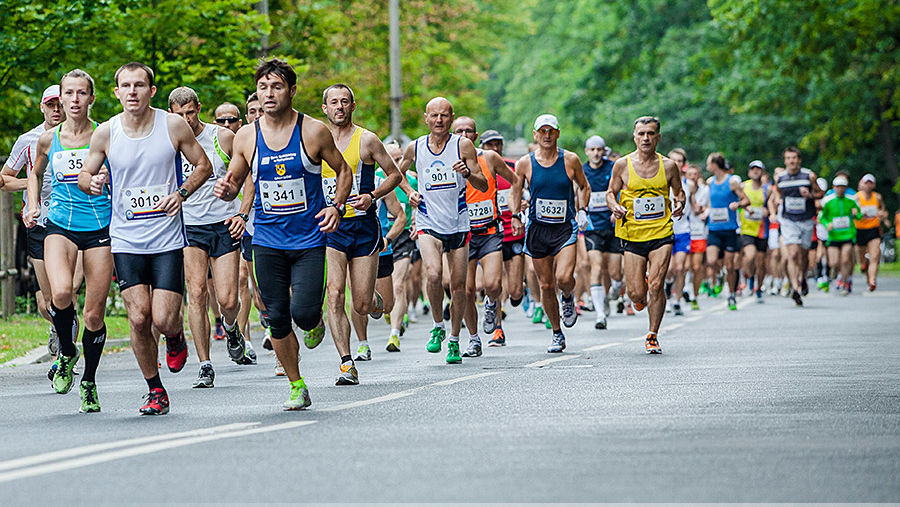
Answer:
[{"left": 2, "top": 59, "right": 892, "bottom": 415}]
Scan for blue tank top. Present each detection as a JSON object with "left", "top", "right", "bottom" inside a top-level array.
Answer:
[
  {"left": 375, "top": 169, "right": 392, "bottom": 257},
  {"left": 47, "top": 123, "right": 112, "bottom": 231},
  {"left": 582, "top": 159, "right": 614, "bottom": 231},
  {"left": 528, "top": 149, "right": 575, "bottom": 225},
  {"left": 251, "top": 114, "right": 326, "bottom": 250},
  {"left": 707, "top": 174, "right": 738, "bottom": 231}
]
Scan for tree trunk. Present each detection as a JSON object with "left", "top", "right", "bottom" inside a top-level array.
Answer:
[{"left": 878, "top": 101, "right": 899, "bottom": 210}]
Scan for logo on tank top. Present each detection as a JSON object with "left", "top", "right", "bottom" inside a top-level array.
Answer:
[
  {"left": 276, "top": 163, "right": 286, "bottom": 176},
  {"left": 423, "top": 160, "right": 455, "bottom": 191}
]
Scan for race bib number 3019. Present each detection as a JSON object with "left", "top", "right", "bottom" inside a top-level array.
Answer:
[
  {"left": 633, "top": 195, "right": 665, "bottom": 221},
  {"left": 260, "top": 178, "right": 307, "bottom": 215},
  {"left": 124, "top": 184, "right": 168, "bottom": 220}
]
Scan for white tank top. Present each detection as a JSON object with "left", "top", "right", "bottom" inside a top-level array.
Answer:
[
  {"left": 672, "top": 177, "right": 691, "bottom": 235},
  {"left": 107, "top": 108, "right": 186, "bottom": 254},
  {"left": 414, "top": 134, "right": 468, "bottom": 234},
  {"left": 181, "top": 123, "right": 238, "bottom": 225},
  {"left": 689, "top": 184, "right": 709, "bottom": 240}
]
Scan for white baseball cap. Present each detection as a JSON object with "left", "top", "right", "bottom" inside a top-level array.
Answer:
[
  {"left": 533, "top": 114, "right": 559, "bottom": 131},
  {"left": 585, "top": 135, "right": 606, "bottom": 149},
  {"left": 748, "top": 160, "right": 765, "bottom": 170},
  {"left": 832, "top": 175, "right": 848, "bottom": 187},
  {"left": 861, "top": 173, "right": 876, "bottom": 184},
  {"left": 41, "top": 85, "right": 60, "bottom": 104}
]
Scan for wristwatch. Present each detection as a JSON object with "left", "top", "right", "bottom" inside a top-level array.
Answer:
[
  {"left": 235, "top": 213, "right": 249, "bottom": 222},
  {"left": 511, "top": 212, "right": 522, "bottom": 220},
  {"left": 177, "top": 187, "right": 189, "bottom": 200},
  {"left": 333, "top": 202, "right": 346, "bottom": 216}
]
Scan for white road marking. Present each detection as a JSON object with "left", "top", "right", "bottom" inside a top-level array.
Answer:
[
  {"left": 525, "top": 355, "right": 582, "bottom": 368},
  {"left": 582, "top": 342, "right": 624, "bottom": 352},
  {"left": 321, "top": 371, "right": 503, "bottom": 412},
  {"left": 431, "top": 371, "right": 502, "bottom": 386},
  {"left": 0, "top": 421, "right": 315, "bottom": 483}
]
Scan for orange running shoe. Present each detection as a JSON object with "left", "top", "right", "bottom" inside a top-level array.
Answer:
[
  {"left": 633, "top": 298, "right": 647, "bottom": 312},
  {"left": 645, "top": 333, "right": 662, "bottom": 354},
  {"left": 625, "top": 302, "right": 635, "bottom": 316}
]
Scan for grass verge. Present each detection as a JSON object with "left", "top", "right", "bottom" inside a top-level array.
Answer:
[{"left": 0, "top": 314, "right": 131, "bottom": 364}]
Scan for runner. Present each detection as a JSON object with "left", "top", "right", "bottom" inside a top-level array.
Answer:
[
  {"left": 739, "top": 160, "right": 770, "bottom": 302},
  {"left": 451, "top": 117, "right": 521, "bottom": 357},
  {"left": 168, "top": 87, "right": 252, "bottom": 388},
  {"left": 854, "top": 173, "right": 888, "bottom": 291},
  {"left": 511, "top": 114, "right": 589, "bottom": 353},
  {"left": 820, "top": 175, "right": 861, "bottom": 295},
  {"left": 318, "top": 83, "right": 404, "bottom": 384},
  {"left": 26, "top": 70, "right": 112, "bottom": 412},
  {"left": 383, "top": 141, "right": 418, "bottom": 343},
  {"left": 705, "top": 152, "right": 750, "bottom": 311},
  {"left": 686, "top": 163, "right": 707, "bottom": 310},
  {"left": 607, "top": 116, "right": 685, "bottom": 353},
  {"left": 666, "top": 147, "right": 691, "bottom": 316},
  {"left": 481, "top": 129, "right": 525, "bottom": 346},
  {"left": 1, "top": 85, "right": 65, "bottom": 362},
  {"left": 771, "top": 147, "right": 824, "bottom": 306},
  {"left": 396, "top": 97, "right": 488, "bottom": 364},
  {"left": 78, "top": 62, "right": 214, "bottom": 415},
  {"left": 214, "top": 58, "right": 353, "bottom": 410},
  {"left": 582, "top": 135, "right": 622, "bottom": 329},
  {"left": 214, "top": 102, "right": 243, "bottom": 133}
]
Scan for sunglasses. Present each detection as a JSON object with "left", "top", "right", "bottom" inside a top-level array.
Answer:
[{"left": 215, "top": 117, "right": 240, "bottom": 125}]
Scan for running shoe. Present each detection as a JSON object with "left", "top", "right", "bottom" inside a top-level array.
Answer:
[
  {"left": 690, "top": 299, "right": 699, "bottom": 311},
  {"left": 303, "top": 320, "right": 326, "bottom": 349},
  {"left": 633, "top": 298, "right": 646, "bottom": 312},
  {"left": 595, "top": 317, "right": 607, "bottom": 330},
  {"left": 192, "top": 364, "right": 215, "bottom": 388},
  {"left": 53, "top": 353, "right": 79, "bottom": 395},
  {"left": 79, "top": 381, "right": 100, "bottom": 413},
  {"left": 461, "top": 339, "right": 482, "bottom": 357},
  {"left": 426, "top": 327, "right": 445, "bottom": 353},
  {"left": 386, "top": 334, "right": 401, "bottom": 352},
  {"left": 578, "top": 299, "right": 594, "bottom": 312},
  {"left": 336, "top": 362, "right": 359, "bottom": 385},
  {"left": 402, "top": 313, "right": 410, "bottom": 333},
  {"left": 561, "top": 293, "right": 577, "bottom": 328},
  {"left": 673, "top": 304, "right": 684, "bottom": 316},
  {"left": 728, "top": 295, "right": 737, "bottom": 311},
  {"left": 274, "top": 358, "right": 286, "bottom": 377},
  {"left": 699, "top": 281, "right": 710, "bottom": 296},
  {"left": 822, "top": 280, "right": 830, "bottom": 293},
  {"left": 712, "top": 284, "right": 722, "bottom": 297},
  {"left": 47, "top": 359, "right": 59, "bottom": 382},
  {"left": 488, "top": 328, "right": 506, "bottom": 347},
  {"left": 616, "top": 299, "right": 625, "bottom": 314},
  {"left": 446, "top": 341, "right": 462, "bottom": 364},
  {"left": 384, "top": 313, "right": 391, "bottom": 326},
  {"left": 355, "top": 342, "right": 372, "bottom": 361},
  {"left": 544, "top": 317, "right": 552, "bottom": 329},
  {"left": 800, "top": 278, "right": 809, "bottom": 296},
  {"left": 522, "top": 291, "right": 531, "bottom": 313},
  {"left": 603, "top": 295, "right": 611, "bottom": 318},
  {"left": 235, "top": 345, "right": 257, "bottom": 365},
  {"left": 369, "top": 291, "right": 385, "bottom": 319},
  {"left": 791, "top": 289, "right": 803, "bottom": 307},
  {"left": 756, "top": 289, "right": 764, "bottom": 303},
  {"left": 645, "top": 333, "right": 662, "bottom": 354},
  {"left": 625, "top": 302, "right": 635, "bottom": 316},
  {"left": 262, "top": 328, "right": 273, "bottom": 351},
  {"left": 665, "top": 300, "right": 673, "bottom": 314},
  {"left": 682, "top": 291, "right": 691, "bottom": 304},
  {"left": 531, "top": 306, "right": 544, "bottom": 324},
  {"left": 547, "top": 331, "right": 566, "bottom": 353},
  {"left": 213, "top": 321, "right": 225, "bottom": 341},
  {"left": 868, "top": 281, "right": 877, "bottom": 292},
  {"left": 482, "top": 296, "right": 499, "bottom": 333},
  {"left": 226, "top": 326, "right": 246, "bottom": 363},
  {"left": 283, "top": 378, "right": 311, "bottom": 411},
  {"left": 165, "top": 332, "right": 188, "bottom": 373},
  {"left": 47, "top": 325, "right": 58, "bottom": 357},
  {"left": 140, "top": 388, "right": 169, "bottom": 415},
  {"left": 259, "top": 311, "right": 270, "bottom": 330}
]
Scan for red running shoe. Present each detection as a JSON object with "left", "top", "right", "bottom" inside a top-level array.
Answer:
[
  {"left": 140, "top": 388, "right": 169, "bottom": 415},
  {"left": 165, "top": 332, "right": 188, "bottom": 373}
]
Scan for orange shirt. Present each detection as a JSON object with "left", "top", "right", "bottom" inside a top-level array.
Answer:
[{"left": 466, "top": 154, "right": 498, "bottom": 234}]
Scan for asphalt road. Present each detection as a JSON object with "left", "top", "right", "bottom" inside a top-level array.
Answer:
[{"left": 1, "top": 277, "right": 898, "bottom": 503}]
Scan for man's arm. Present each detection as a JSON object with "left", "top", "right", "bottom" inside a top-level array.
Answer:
[
  {"left": 457, "top": 138, "right": 488, "bottom": 192},
  {"left": 397, "top": 141, "right": 419, "bottom": 206},
  {"left": 566, "top": 151, "right": 591, "bottom": 211},
  {"left": 665, "top": 159, "right": 685, "bottom": 217},
  {"left": 809, "top": 171, "right": 824, "bottom": 199},
  {"left": 214, "top": 124, "right": 254, "bottom": 202},
  {"left": 170, "top": 115, "right": 213, "bottom": 196},
  {"left": 768, "top": 175, "right": 781, "bottom": 219},
  {"left": 729, "top": 175, "right": 750, "bottom": 209},
  {"left": 78, "top": 123, "right": 111, "bottom": 196},
  {"left": 361, "top": 131, "right": 401, "bottom": 210},
  {"left": 510, "top": 156, "right": 530, "bottom": 216},
  {"left": 215, "top": 127, "right": 246, "bottom": 239},
  {"left": 382, "top": 191, "right": 406, "bottom": 244},
  {"left": 23, "top": 132, "right": 52, "bottom": 227},
  {"left": 306, "top": 117, "right": 350, "bottom": 233},
  {"left": 607, "top": 158, "right": 627, "bottom": 219}
]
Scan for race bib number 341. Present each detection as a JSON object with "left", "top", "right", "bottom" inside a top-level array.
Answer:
[
  {"left": 124, "top": 184, "right": 168, "bottom": 220},
  {"left": 261, "top": 178, "right": 307, "bottom": 215}
]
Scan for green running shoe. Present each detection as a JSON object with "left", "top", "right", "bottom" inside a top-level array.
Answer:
[
  {"left": 401, "top": 314, "right": 409, "bottom": 335},
  {"left": 531, "top": 306, "right": 545, "bottom": 324},
  {"left": 303, "top": 320, "right": 326, "bottom": 349},
  {"left": 728, "top": 295, "right": 737, "bottom": 311},
  {"left": 690, "top": 299, "right": 700, "bottom": 311},
  {"left": 713, "top": 284, "right": 723, "bottom": 297},
  {"left": 426, "top": 327, "right": 445, "bottom": 353},
  {"left": 79, "top": 381, "right": 100, "bottom": 413},
  {"left": 283, "top": 378, "right": 312, "bottom": 410},
  {"left": 355, "top": 342, "right": 371, "bottom": 361},
  {"left": 446, "top": 341, "right": 462, "bottom": 364},
  {"left": 699, "top": 282, "right": 710, "bottom": 295},
  {"left": 53, "top": 353, "right": 80, "bottom": 395},
  {"left": 544, "top": 317, "right": 552, "bottom": 329}
]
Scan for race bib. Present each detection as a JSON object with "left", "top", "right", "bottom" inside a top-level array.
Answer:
[
  {"left": 468, "top": 199, "right": 495, "bottom": 227},
  {"left": 832, "top": 216, "right": 851, "bottom": 230},
  {"left": 123, "top": 184, "right": 168, "bottom": 220},
  {"left": 744, "top": 206, "right": 764, "bottom": 221},
  {"left": 497, "top": 188, "right": 510, "bottom": 211},
  {"left": 423, "top": 162, "right": 456, "bottom": 191},
  {"left": 709, "top": 207, "right": 730, "bottom": 223},
  {"left": 588, "top": 191, "right": 608, "bottom": 212},
  {"left": 690, "top": 219, "right": 706, "bottom": 237},
  {"left": 633, "top": 195, "right": 665, "bottom": 221},
  {"left": 322, "top": 172, "right": 364, "bottom": 215},
  {"left": 785, "top": 196, "right": 807, "bottom": 213},
  {"left": 260, "top": 178, "right": 307, "bottom": 215},
  {"left": 53, "top": 148, "right": 88, "bottom": 184},
  {"left": 861, "top": 205, "right": 878, "bottom": 218},
  {"left": 536, "top": 198, "right": 566, "bottom": 223}
]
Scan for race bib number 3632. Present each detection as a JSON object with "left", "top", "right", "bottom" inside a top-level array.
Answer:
[
  {"left": 536, "top": 198, "right": 566, "bottom": 223},
  {"left": 124, "top": 184, "right": 168, "bottom": 220},
  {"left": 633, "top": 195, "right": 665, "bottom": 221},
  {"left": 260, "top": 178, "right": 307, "bottom": 215}
]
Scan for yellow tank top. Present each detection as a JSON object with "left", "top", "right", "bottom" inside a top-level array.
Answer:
[
  {"left": 615, "top": 153, "right": 673, "bottom": 242},
  {"left": 740, "top": 180, "right": 766, "bottom": 238},
  {"left": 855, "top": 192, "right": 880, "bottom": 230},
  {"left": 322, "top": 127, "right": 363, "bottom": 218}
]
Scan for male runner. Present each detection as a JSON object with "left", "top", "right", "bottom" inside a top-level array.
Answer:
[
  {"left": 666, "top": 148, "right": 691, "bottom": 316},
  {"left": 318, "top": 83, "right": 404, "bottom": 385},
  {"left": 686, "top": 163, "right": 707, "bottom": 309},
  {"left": 215, "top": 58, "right": 352, "bottom": 410},
  {"left": 214, "top": 102, "right": 243, "bottom": 133},
  {"left": 771, "top": 147, "right": 823, "bottom": 306},
  {"left": 705, "top": 152, "right": 750, "bottom": 310},
  {"left": 739, "top": 160, "right": 770, "bottom": 302},
  {"left": 397, "top": 97, "right": 488, "bottom": 364},
  {"left": 2, "top": 85, "right": 64, "bottom": 358},
  {"left": 820, "top": 175, "right": 861, "bottom": 295},
  {"left": 451, "top": 117, "right": 521, "bottom": 357},
  {"left": 168, "top": 87, "right": 252, "bottom": 388},
  {"left": 582, "top": 135, "right": 622, "bottom": 329},
  {"left": 512, "top": 114, "right": 589, "bottom": 353},
  {"left": 79, "top": 62, "right": 214, "bottom": 415},
  {"left": 607, "top": 116, "right": 685, "bottom": 353},
  {"left": 384, "top": 142, "right": 418, "bottom": 342},
  {"left": 27, "top": 70, "right": 112, "bottom": 412},
  {"left": 854, "top": 173, "right": 887, "bottom": 291}
]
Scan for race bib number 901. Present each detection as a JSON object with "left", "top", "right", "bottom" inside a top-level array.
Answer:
[
  {"left": 633, "top": 195, "right": 665, "bottom": 221},
  {"left": 423, "top": 163, "right": 456, "bottom": 191},
  {"left": 260, "top": 178, "right": 307, "bottom": 215},
  {"left": 536, "top": 198, "right": 566, "bottom": 223},
  {"left": 124, "top": 184, "right": 168, "bottom": 220}
]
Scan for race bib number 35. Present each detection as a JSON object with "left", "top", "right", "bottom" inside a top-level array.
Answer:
[
  {"left": 124, "top": 184, "right": 168, "bottom": 220},
  {"left": 588, "top": 191, "right": 608, "bottom": 212},
  {"left": 53, "top": 149, "right": 88, "bottom": 184},
  {"left": 260, "top": 178, "right": 307, "bottom": 215},
  {"left": 633, "top": 195, "right": 665, "bottom": 221},
  {"left": 536, "top": 198, "right": 566, "bottom": 223},
  {"left": 468, "top": 199, "right": 495, "bottom": 227}
]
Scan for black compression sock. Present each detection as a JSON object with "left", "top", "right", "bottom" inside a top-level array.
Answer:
[
  {"left": 341, "top": 355, "right": 352, "bottom": 364},
  {"left": 50, "top": 303, "right": 77, "bottom": 357},
  {"left": 146, "top": 373, "right": 163, "bottom": 391},
  {"left": 81, "top": 325, "right": 106, "bottom": 383},
  {"left": 511, "top": 296, "right": 523, "bottom": 307}
]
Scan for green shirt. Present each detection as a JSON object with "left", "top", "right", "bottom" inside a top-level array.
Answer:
[
  {"left": 375, "top": 169, "right": 417, "bottom": 230},
  {"left": 819, "top": 194, "right": 861, "bottom": 243}
]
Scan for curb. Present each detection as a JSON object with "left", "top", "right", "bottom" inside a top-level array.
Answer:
[{"left": 0, "top": 338, "right": 131, "bottom": 368}]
